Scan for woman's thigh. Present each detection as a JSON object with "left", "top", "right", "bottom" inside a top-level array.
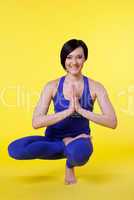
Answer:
[
  {"left": 64, "top": 137, "right": 93, "bottom": 159},
  {"left": 8, "top": 135, "right": 66, "bottom": 160}
]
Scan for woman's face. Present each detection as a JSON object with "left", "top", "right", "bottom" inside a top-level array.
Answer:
[{"left": 65, "top": 47, "right": 86, "bottom": 75}]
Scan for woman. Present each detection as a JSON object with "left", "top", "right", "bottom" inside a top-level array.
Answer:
[{"left": 8, "top": 39, "right": 117, "bottom": 185}]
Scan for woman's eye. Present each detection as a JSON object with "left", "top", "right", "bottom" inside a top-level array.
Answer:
[
  {"left": 67, "top": 55, "right": 82, "bottom": 59},
  {"left": 77, "top": 55, "right": 83, "bottom": 59}
]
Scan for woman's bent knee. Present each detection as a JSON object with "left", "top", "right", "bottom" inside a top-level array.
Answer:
[
  {"left": 8, "top": 141, "right": 28, "bottom": 160},
  {"left": 73, "top": 147, "right": 93, "bottom": 166},
  {"left": 66, "top": 137, "right": 93, "bottom": 167},
  {"left": 8, "top": 143, "right": 19, "bottom": 159}
]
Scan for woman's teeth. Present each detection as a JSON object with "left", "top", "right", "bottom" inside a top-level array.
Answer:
[{"left": 71, "top": 65, "right": 79, "bottom": 68}]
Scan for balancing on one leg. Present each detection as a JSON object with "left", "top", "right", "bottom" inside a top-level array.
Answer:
[{"left": 8, "top": 39, "right": 117, "bottom": 185}]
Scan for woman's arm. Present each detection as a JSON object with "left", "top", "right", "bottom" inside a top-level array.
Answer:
[
  {"left": 78, "top": 81, "right": 118, "bottom": 129},
  {"left": 32, "top": 81, "right": 73, "bottom": 129}
]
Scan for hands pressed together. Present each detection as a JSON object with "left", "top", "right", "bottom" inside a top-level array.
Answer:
[{"left": 68, "top": 84, "right": 82, "bottom": 114}]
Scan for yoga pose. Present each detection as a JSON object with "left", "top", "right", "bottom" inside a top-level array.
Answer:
[{"left": 8, "top": 39, "right": 117, "bottom": 185}]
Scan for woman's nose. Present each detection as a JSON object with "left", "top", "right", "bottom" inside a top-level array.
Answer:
[{"left": 71, "top": 59, "right": 77, "bottom": 65}]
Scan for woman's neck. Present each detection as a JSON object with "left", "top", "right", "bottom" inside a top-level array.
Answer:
[{"left": 65, "top": 73, "right": 83, "bottom": 83}]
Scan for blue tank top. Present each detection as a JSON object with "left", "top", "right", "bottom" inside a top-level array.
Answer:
[{"left": 45, "top": 75, "right": 94, "bottom": 139}]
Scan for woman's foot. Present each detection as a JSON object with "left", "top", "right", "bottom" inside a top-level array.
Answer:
[
  {"left": 64, "top": 166, "right": 77, "bottom": 185},
  {"left": 63, "top": 134, "right": 90, "bottom": 146},
  {"left": 62, "top": 137, "right": 74, "bottom": 146},
  {"left": 63, "top": 134, "right": 90, "bottom": 185}
]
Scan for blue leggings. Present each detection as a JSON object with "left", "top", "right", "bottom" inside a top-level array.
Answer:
[{"left": 8, "top": 136, "right": 93, "bottom": 168}]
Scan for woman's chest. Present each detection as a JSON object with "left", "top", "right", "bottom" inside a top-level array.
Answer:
[
  {"left": 53, "top": 78, "right": 96, "bottom": 103},
  {"left": 63, "top": 83, "right": 83, "bottom": 100}
]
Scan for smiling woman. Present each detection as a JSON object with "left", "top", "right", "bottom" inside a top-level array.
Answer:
[
  {"left": 65, "top": 47, "right": 85, "bottom": 75},
  {"left": 60, "top": 39, "right": 88, "bottom": 71},
  {"left": 8, "top": 38, "right": 117, "bottom": 185}
]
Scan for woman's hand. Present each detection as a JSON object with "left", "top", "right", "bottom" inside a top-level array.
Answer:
[
  {"left": 68, "top": 94, "right": 75, "bottom": 114},
  {"left": 74, "top": 96, "right": 81, "bottom": 113},
  {"left": 68, "top": 84, "right": 82, "bottom": 114},
  {"left": 68, "top": 84, "right": 75, "bottom": 114}
]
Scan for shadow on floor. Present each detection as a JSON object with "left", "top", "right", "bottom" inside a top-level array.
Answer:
[
  {"left": 79, "top": 172, "right": 118, "bottom": 184},
  {"left": 12, "top": 174, "right": 58, "bottom": 184},
  {"left": 10, "top": 167, "right": 63, "bottom": 184},
  {"left": 11, "top": 171, "right": 118, "bottom": 185}
]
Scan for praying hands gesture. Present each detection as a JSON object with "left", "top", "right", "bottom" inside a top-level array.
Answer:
[
  {"left": 68, "top": 84, "right": 82, "bottom": 114},
  {"left": 67, "top": 81, "right": 117, "bottom": 129},
  {"left": 32, "top": 79, "right": 117, "bottom": 129}
]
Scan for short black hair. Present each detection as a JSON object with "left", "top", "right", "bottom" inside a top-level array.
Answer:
[{"left": 60, "top": 39, "right": 88, "bottom": 70}]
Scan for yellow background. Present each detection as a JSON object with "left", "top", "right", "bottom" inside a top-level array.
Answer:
[{"left": 0, "top": 0, "right": 134, "bottom": 199}]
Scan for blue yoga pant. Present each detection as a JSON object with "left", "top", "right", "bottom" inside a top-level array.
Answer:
[{"left": 8, "top": 136, "right": 93, "bottom": 168}]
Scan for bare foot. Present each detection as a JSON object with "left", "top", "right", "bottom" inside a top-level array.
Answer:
[
  {"left": 64, "top": 166, "right": 77, "bottom": 185},
  {"left": 63, "top": 137, "right": 74, "bottom": 146},
  {"left": 63, "top": 134, "right": 91, "bottom": 185},
  {"left": 63, "top": 134, "right": 90, "bottom": 146}
]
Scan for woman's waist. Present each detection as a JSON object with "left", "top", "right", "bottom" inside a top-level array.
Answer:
[
  {"left": 45, "top": 124, "right": 90, "bottom": 135},
  {"left": 46, "top": 117, "right": 90, "bottom": 130},
  {"left": 45, "top": 128, "right": 90, "bottom": 139}
]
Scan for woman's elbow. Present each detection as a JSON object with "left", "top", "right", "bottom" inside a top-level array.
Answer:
[
  {"left": 32, "top": 118, "right": 42, "bottom": 129},
  {"left": 32, "top": 120, "right": 39, "bottom": 129},
  {"left": 110, "top": 117, "right": 118, "bottom": 129},
  {"left": 32, "top": 116, "right": 47, "bottom": 129}
]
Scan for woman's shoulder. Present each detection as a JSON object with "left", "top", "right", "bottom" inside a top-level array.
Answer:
[
  {"left": 43, "top": 77, "right": 62, "bottom": 97},
  {"left": 47, "top": 78, "right": 59, "bottom": 87},
  {"left": 87, "top": 76, "right": 107, "bottom": 95},
  {"left": 44, "top": 76, "right": 62, "bottom": 88}
]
